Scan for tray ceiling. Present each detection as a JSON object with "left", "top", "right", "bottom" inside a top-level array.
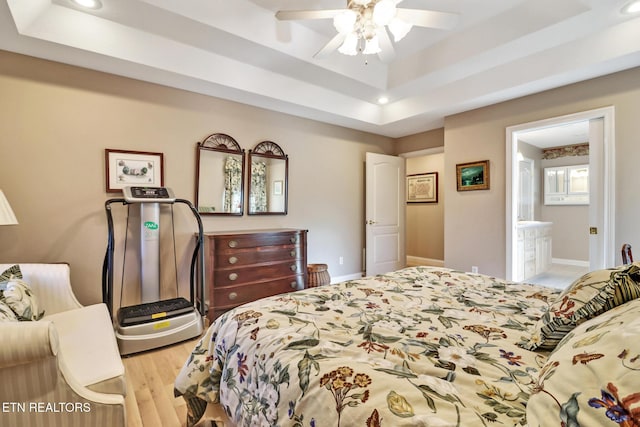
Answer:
[{"left": 1, "top": 0, "right": 640, "bottom": 137}]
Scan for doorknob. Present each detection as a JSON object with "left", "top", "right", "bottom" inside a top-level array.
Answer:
[{"left": 366, "top": 220, "right": 377, "bottom": 225}]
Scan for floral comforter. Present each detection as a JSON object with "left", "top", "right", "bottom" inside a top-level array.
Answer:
[{"left": 174, "top": 266, "right": 561, "bottom": 427}]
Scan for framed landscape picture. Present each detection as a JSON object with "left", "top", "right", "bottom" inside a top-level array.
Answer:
[
  {"left": 456, "top": 160, "right": 490, "bottom": 191},
  {"left": 407, "top": 172, "right": 438, "bottom": 203}
]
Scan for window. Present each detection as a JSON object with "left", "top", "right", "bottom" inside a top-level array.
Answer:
[{"left": 544, "top": 164, "right": 589, "bottom": 205}]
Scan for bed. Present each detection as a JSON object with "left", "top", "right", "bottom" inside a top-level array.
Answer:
[{"left": 175, "top": 265, "right": 640, "bottom": 427}]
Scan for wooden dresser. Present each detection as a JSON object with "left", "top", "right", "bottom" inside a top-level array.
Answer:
[{"left": 203, "top": 228, "right": 308, "bottom": 321}]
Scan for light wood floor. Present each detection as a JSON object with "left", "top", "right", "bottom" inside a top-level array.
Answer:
[{"left": 123, "top": 336, "right": 203, "bottom": 427}]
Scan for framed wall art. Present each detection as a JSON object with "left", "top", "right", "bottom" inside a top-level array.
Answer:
[
  {"left": 407, "top": 172, "right": 438, "bottom": 203},
  {"left": 456, "top": 160, "right": 490, "bottom": 191},
  {"left": 105, "top": 149, "right": 164, "bottom": 192}
]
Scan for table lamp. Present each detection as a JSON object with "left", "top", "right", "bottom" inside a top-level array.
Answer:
[{"left": 0, "top": 190, "right": 18, "bottom": 225}]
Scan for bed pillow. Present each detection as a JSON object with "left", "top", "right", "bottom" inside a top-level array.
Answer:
[
  {"left": 0, "top": 264, "right": 44, "bottom": 321},
  {"left": 526, "top": 298, "right": 640, "bottom": 427},
  {"left": 520, "top": 262, "right": 640, "bottom": 351}
]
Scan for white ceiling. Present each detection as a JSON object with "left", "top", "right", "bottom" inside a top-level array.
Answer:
[
  {"left": 517, "top": 121, "right": 590, "bottom": 148},
  {"left": 1, "top": 0, "right": 640, "bottom": 138}
]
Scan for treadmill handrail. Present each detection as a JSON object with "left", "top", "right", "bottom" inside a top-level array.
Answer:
[{"left": 102, "top": 197, "right": 207, "bottom": 319}]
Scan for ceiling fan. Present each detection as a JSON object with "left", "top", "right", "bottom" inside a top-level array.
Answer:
[{"left": 275, "top": 0, "right": 459, "bottom": 62}]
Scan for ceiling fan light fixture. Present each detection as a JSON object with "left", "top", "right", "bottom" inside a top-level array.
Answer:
[
  {"left": 373, "top": 0, "right": 397, "bottom": 26},
  {"left": 334, "top": 10, "right": 357, "bottom": 34},
  {"left": 339, "top": 32, "right": 359, "bottom": 55},
  {"left": 363, "top": 35, "right": 381, "bottom": 55},
  {"left": 388, "top": 16, "right": 412, "bottom": 42},
  {"left": 622, "top": 0, "right": 640, "bottom": 14},
  {"left": 71, "top": 0, "right": 102, "bottom": 9}
]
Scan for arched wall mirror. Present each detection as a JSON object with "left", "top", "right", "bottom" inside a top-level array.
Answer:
[
  {"left": 195, "top": 133, "right": 245, "bottom": 215},
  {"left": 248, "top": 141, "right": 288, "bottom": 215}
]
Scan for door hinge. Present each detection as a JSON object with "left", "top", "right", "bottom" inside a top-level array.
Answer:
[{"left": 590, "top": 227, "right": 598, "bottom": 235}]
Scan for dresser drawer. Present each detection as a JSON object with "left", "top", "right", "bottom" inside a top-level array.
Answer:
[
  {"left": 204, "top": 229, "right": 308, "bottom": 321},
  {"left": 214, "top": 259, "right": 305, "bottom": 286},
  {"left": 214, "top": 245, "right": 301, "bottom": 267},
  {"left": 215, "top": 232, "right": 303, "bottom": 250},
  {"left": 214, "top": 275, "right": 305, "bottom": 309}
]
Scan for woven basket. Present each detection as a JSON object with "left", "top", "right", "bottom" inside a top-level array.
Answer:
[{"left": 307, "top": 263, "right": 330, "bottom": 287}]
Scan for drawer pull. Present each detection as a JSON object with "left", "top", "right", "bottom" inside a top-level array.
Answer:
[
  {"left": 290, "top": 250, "right": 296, "bottom": 257},
  {"left": 290, "top": 236, "right": 297, "bottom": 244},
  {"left": 290, "top": 281, "right": 298, "bottom": 289},
  {"left": 290, "top": 264, "right": 297, "bottom": 272},
  {"left": 229, "top": 273, "right": 239, "bottom": 281},
  {"left": 228, "top": 256, "right": 238, "bottom": 264},
  {"left": 228, "top": 292, "right": 238, "bottom": 301},
  {"left": 228, "top": 240, "right": 238, "bottom": 248}
]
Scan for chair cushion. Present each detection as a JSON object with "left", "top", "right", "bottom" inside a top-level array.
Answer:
[{"left": 44, "top": 303, "right": 125, "bottom": 396}]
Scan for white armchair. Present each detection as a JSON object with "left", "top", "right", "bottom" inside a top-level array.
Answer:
[{"left": 0, "top": 263, "right": 126, "bottom": 426}]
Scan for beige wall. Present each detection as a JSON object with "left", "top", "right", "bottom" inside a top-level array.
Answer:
[
  {"left": 0, "top": 50, "right": 394, "bottom": 305},
  {"left": 4, "top": 50, "right": 639, "bottom": 300},
  {"left": 444, "top": 66, "right": 640, "bottom": 277},
  {"left": 394, "top": 128, "right": 444, "bottom": 155}
]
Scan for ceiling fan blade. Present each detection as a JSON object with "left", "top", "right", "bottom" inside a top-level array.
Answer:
[
  {"left": 395, "top": 9, "right": 459, "bottom": 30},
  {"left": 314, "top": 33, "right": 346, "bottom": 58},
  {"left": 276, "top": 9, "right": 346, "bottom": 21},
  {"left": 376, "top": 28, "right": 396, "bottom": 63}
]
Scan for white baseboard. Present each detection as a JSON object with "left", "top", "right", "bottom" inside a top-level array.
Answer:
[
  {"left": 406, "top": 256, "right": 445, "bottom": 267},
  {"left": 552, "top": 258, "right": 590, "bottom": 267}
]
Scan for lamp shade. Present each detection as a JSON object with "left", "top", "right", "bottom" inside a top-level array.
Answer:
[
  {"left": 333, "top": 10, "right": 357, "bottom": 34},
  {"left": 362, "top": 35, "right": 381, "bottom": 54},
  {"left": 338, "top": 32, "right": 359, "bottom": 55},
  {"left": 0, "top": 190, "right": 18, "bottom": 225},
  {"left": 373, "top": 0, "right": 397, "bottom": 26}
]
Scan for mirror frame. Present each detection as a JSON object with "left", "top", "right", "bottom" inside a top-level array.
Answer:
[
  {"left": 195, "top": 133, "right": 246, "bottom": 216},
  {"left": 247, "top": 141, "right": 288, "bottom": 215}
]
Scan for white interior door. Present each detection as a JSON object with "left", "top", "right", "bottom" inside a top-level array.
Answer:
[{"left": 365, "top": 152, "right": 405, "bottom": 276}]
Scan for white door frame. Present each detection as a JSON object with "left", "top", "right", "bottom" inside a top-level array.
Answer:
[{"left": 505, "top": 106, "right": 615, "bottom": 280}]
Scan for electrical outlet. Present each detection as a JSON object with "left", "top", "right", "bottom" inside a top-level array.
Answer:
[
  {"left": 339, "top": 256, "right": 344, "bottom": 265},
  {"left": 471, "top": 266, "right": 478, "bottom": 274}
]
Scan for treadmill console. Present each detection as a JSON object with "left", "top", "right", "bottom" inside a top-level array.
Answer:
[{"left": 123, "top": 186, "right": 176, "bottom": 203}]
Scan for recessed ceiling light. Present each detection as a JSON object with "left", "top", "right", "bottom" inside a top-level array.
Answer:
[
  {"left": 72, "top": 0, "right": 102, "bottom": 9},
  {"left": 377, "top": 96, "right": 389, "bottom": 105},
  {"left": 622, "top": 0, "right": 640, "bottom": 14}
]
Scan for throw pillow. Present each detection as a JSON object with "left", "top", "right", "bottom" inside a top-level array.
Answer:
[
  {"left": 526, "top": 298, "right": 640, "bottom": 427},
  {"left": 520, "top": 262, "right": 640, "bottom": 351},
  {"left": 0, "top": 264, "right": 22, "bottom": 281},
  {"left": 0, "top": 265, "right": 44, "bottom": 321},
  {"left": 0, "top": 300, "right": 18, "bottom": 322}
]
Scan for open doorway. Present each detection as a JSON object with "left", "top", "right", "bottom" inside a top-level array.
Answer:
[{"left": 505, "top": 107, "right": 615, "bottom": 288}]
